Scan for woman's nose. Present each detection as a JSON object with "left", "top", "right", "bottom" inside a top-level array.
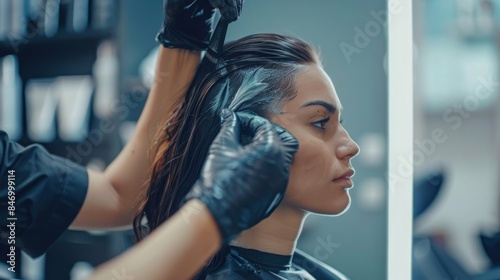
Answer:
[{"left": 336, "top": 132, "right": 360, "bottom": 160}]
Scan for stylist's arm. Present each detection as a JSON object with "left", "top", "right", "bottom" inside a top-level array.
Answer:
[
  {"left": 0, "top": 0, "right": 243, "bottom": 260},
  {"left": 89, "top": 109, "right": 299, "bottom": 280},
  {"left": 72, "top": 0, "right": 242, "bottom": 230}
]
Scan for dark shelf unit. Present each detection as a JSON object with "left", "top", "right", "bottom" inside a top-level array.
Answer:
[
  {"left": 0, "top": 1, "right": 134, "bottom": 279},
  {"left": 0, "top": 30, "right": 113, "bottom": 56},
  {"left": 0, "top": 0, "right": 166, "bottom": 278},
  {"left": 7, "top": 29, "right": 119, "bottom": 160},
  {"left": 1, "top": 19, "right": 121, "bottom": 165}
]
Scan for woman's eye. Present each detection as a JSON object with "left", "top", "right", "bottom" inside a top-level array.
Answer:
[{"left": 312, "top": 117, "right": 330, "bottom": 129}]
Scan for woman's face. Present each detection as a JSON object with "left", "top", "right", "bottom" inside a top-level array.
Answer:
[{"left": 271, "top": 64, "right": 360, "bottom": 215}]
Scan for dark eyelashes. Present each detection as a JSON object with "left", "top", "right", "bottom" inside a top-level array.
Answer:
[
  {"left": 312, "top": 116, "right": 344, "bottom": 130},
  {"left": 312, "top": 117, "right": 331, "bottom": 129}
]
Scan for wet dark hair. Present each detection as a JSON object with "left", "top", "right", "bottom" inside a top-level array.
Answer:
[{"left": 133, "top": 33, "right": 319, "bottom": 278}]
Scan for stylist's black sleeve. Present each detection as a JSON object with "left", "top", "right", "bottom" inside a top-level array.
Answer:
[{"left": 0, "top": 130, "right": 88, "bottom": 258}]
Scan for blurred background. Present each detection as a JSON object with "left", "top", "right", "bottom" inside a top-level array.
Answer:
[
  {"left": 0, "top": 0, "right": 390, "bottom": 279},
  {"left": 412, "top": 0, "right": 500, "bottom": 279}
]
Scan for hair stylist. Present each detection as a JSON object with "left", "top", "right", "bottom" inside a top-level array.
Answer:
[{"left": 1, "top": 0, "right": 298, "bottom": 278}]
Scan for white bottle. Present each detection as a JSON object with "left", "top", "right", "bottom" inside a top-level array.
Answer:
[
  {"left": 10, "top": 0, "right": 25, "bottom": 39},
  {"left": 25, "top": 79, "right": 57, "bottom": 142},
  {"left": 69, "top": 261, "right": 94, "bottom": 280},
  {"left": 0, "top": 0, "right": 11, "bottom": 40},
  {"left": 0, "top": 55, "right": 23, "bottom": 140},
  {"left": 70, "top": 0, "right": 89, "bottom": 33},
  {"left": 44, "top": 0, "right": 60, "bottom": 37},
  {"left": 56, "top": 75, "right": 93, "bottom": 142},
  {"left": 93, "top": 40, "right": 118, "bottom": 119}
]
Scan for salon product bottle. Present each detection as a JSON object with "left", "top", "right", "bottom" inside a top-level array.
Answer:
[
  {"left": 69, "top": 261, "right": 94, "bottom": 280},
  {"left": 93, "top": 40, "right": 118, "bottom": 119},
  {"left": 91, "top": 0, "right": 116, "bottom": 30},
  {"left": 27, "top": 0, "right": 44, "bottom": 35},
  {"left": 10, "top": 0, "right": 25, "bottom": 39},
  {"left": 0, "top": 0, "right": 11, "bottom": 39},
  {"left": 0, "top": 55, "right": 23, "bottom": 140},
  {"left": 43, "top": 0, "right": 60, "bottom": 37},
  {"left": 56, "top": 75, "right": 93, "bottom": 142},
  {"left": 25, "top": 79, "right": 57, "bottom": 142},
  {"left": 67, "top": 0, "right": 89, "bottom": 33}
]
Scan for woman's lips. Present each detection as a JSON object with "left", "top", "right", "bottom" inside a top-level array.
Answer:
[{"left": 332, "top": 177, "right": 353, "bottom": 189}]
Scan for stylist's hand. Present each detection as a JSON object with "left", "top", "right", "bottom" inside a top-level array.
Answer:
[
  {"left": 185, "top": 109, "right": 298, "bottom": 244},
  {"left": 157, "top": 0, "right": 243, "bottom": 51}
]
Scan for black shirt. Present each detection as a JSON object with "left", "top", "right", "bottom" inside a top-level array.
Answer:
[
  {"left": 205, "top": 246, "right": 350, "bottom": 280},
  {"left": 0, "top": 130, "right": 88, "bottom": 258}
]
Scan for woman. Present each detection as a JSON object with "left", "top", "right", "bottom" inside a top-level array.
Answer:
[
  {"left": 135, "top": 34, "right": 360, "bottom": 279},
  {"left": 88, "top": 110, "right": 298, "bottom": 280}
]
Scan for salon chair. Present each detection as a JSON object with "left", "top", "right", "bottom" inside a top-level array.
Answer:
[
  {"left": 412, "top": 168, "right": 500, "bottom": 280},
  {"left": 475, "top": 232, "right": 500, "bottom": 280},
  {"left": 412, "top": 168, "right": 472, "bottom": 280}
]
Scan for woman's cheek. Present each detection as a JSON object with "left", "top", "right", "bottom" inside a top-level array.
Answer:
[
  {"left": 293, "top": 131, "right": 330, "bottom": 175},
  {"left": 285, "top": 132, "right": 330, "bottom": 198}
]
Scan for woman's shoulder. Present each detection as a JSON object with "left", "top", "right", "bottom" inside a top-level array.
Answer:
[
  {"left": 204, "top": 251, "right": 286, "bottom": 280},
  {"left": 204, "top": 248, "right": 350, "bottom": 280},
  {"left": 292, "top": 249, "right": 350, "bottom": 280}
]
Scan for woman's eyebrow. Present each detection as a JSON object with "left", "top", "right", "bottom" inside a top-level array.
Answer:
[{"left": 300, "top": 100, "right": 337, "bottom": 114}]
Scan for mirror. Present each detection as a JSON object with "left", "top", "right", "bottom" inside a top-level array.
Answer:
[{"left": 413, "top": 0, "right": 500, "bottom": 279}]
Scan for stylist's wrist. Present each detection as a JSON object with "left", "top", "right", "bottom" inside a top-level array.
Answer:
[{"left": 179, "top": 199, "right": 222, "bottom": 245}]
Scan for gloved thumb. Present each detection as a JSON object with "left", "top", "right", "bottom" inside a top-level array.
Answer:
[
  {"left": 212, "top": 108, "right": 241, "bottom": 151},
  {"left": 236, "top": 112, "right": 278, "bottom": 153},
  {"left": 272, "top": 123, "right": 299, "bottom": 164}
]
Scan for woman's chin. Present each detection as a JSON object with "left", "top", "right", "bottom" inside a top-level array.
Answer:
[{"left": 310, "top": 195, "right": 352, "bottom": 216}]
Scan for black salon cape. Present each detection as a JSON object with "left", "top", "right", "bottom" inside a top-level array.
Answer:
[
  {"left": 0, "top": 130, "right": 88, "bottom": 258},
  {"left": 205, "top": 246, "right": 350, "bottom": 280}
]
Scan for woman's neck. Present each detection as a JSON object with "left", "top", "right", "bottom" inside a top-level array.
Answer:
[{"left": 230, "top": 205, "right": 308, "bottom": 255}]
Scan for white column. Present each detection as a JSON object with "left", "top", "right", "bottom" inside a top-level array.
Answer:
[{"left": 387, "top": 0, "right": 414, "bottom": 279}]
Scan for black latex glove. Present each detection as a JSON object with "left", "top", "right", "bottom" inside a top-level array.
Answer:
[
  {"left": 185, "top": 109, "right": 299, "bottom": 244},
  {"left": 157, "top": 0, "right": 243, "bottom": 51}
]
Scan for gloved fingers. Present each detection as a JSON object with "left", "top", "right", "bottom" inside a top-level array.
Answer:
[
  {"left": 262, "top": 192, "right": 285, "bottom": 218},
  {"left": 209, "top": 0, "right": 225, "bottom": 8},
  {"left": 223, "top": 0, "right": 238, "bottom": 20},
  {"left": 272, "top": 123, "right": 299, "bottom": 157},
  {"left": 236, "top": 112, "right": 280, "bottom": 153},
  {"left": 236, "top": 112, "right": 299, "bottom": 157},
  {"left": 211, "top": 109, "right": 241, "bottom": 151},
  {"left": 236, "top": 112, "right": 272, "bottom": 135},
  {"left": 159, "top": 0, "right": 215, "bottom": 50},
  {"left": 237, "top": 0, "right": 243, "bottom": 17},
  {"left": 209, "top": 0, "right": 241, "bottom": 21}
]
